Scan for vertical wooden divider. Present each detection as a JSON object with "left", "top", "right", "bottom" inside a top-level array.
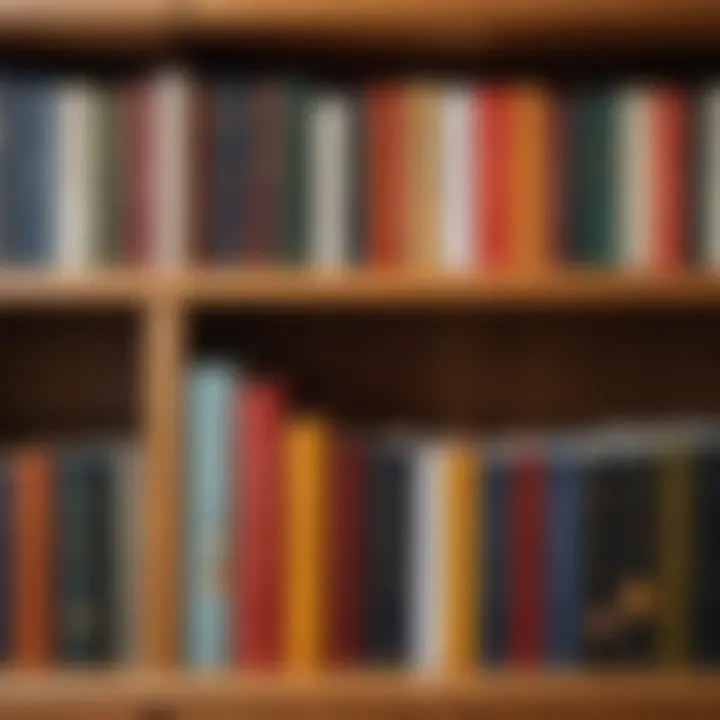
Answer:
[{"left": 141, "top": 294, "right": 186, "bottom": 666}]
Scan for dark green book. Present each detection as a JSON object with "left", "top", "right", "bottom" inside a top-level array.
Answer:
[
  {"left": 55, "top": 447, "right": 115, "bottom": 664},
  {"left": 570, "top": 90, "right": 617, "bottom": 266},
  {"left": 281, "top": 79, "right": 311, "bottom": 265}
]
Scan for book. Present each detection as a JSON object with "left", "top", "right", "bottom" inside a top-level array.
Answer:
[
  {"left": 545, "top": 443, "right": 584, "bottom": 664},
  {"left": 695, "top": 88, "right": 720, "bottom": 267},
  {"left": 440, "top": 84, "right": 475, "bottom": 270},
  {"left": 507, "top": 449, "right": 545, "bottom": 664},
  {"left": 284, "top": 415, "right": 329, "bottom": 670},
  {"left": 0, "top": 460, "right": 10, "bottom": 661},
  {"left": 13, "top": 445, "right": 52, "bottom": 666},
  {"left": 366, "top": 438, "right": 411, "bottom": 664},
  {"left": 309, "top": 91, "right": 354, "bottom": 269},
  {"left": 56, "top": 447, "right": 115, "bottom": 663},
  {"left": 185, "top": 361, "right": 234, "bottom": 668},
  {"left": 365, "top": 82, "right": 404, "bottom": 268},
  {"left": 236, "top": 380, "right": 285, "bottom": 667},
  {"left": 327, "top": 433, "right": 365, "bottom": 665}
]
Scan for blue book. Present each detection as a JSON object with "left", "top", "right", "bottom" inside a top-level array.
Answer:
[
  {"left": 6, "top": 74, "right": 54, "bottom": 265},
  {"left": 544, "top": 442, "right": 583, "bottom": 664},
  {"left": 0, "top": 460, "right": 10, "bottom": 660},
  {"left": 211, "top": 80, "right": 251, "bottom": 261},
  {"left": 186, "top": 360, "right": 234, "bottom": 668},
  {"left": 482, "top": 448, "right": 508, "bottom": 664}
]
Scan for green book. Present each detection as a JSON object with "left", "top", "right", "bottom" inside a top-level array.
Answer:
[
  {"left": 571, "top": 90, "right": 617, "bottom": 266},
  {"left": 281, "top": 79, "right": 311, "bottom": 265}
]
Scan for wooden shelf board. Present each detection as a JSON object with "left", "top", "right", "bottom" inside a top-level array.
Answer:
[
  {"left": 0, "top": 670, "right": 718, "bottom": 707},
  {"left": 4, "top": 269, "right": 720, "bottom": 310},
  {"left": 184, "top": 0, "right": 720, "bottom": 50}
]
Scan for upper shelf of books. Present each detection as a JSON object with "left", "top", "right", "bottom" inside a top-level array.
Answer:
[{"left": 1, "top": 0, "right": 720, "bottom": 51}]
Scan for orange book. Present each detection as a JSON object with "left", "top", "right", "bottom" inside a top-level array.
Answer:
[
  {"left": 651, "top": 88, "right": 687, "bottom": 272},
  {"left": 13, "top": 447, "right": 52, "bottom": 666},
  {"left": 508, "top": 85, "right": 552, "bottom": 273},
  {"left": 366, "top": 84, "right": 404, "bottom": 269},
  {"left": 404, "top": 82, "right": 441, "bottom": 268},
  {"left": 283, "top": 415, "right": 329, "bottom": 671}
]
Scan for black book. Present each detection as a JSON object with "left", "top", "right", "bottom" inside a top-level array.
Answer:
[
  {"left": 55, "top": 447, "right": 115, "bottom": 664},
  {"left": 365, "top": 439, "right": 410, "bottom": 664}
]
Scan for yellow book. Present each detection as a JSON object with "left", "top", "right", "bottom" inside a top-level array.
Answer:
[
  {"left": 442, "top": 442, "right": 477, "bottom": 672},
  {"left": 509, "top": 85, "right": 551, "bottom": 273},
  {"left": 284, "top": 415, "right": 329, "bottom": 671},
  {"left": 658, "top": 448, "right": 691, "bottom": 665},
  {"left": 404, "top": 82, "right": 440, "bottom": 268}
]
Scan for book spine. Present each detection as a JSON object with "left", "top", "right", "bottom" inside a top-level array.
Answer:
[
  {"left": 617, "top": 87, "right": 652, "bottom": 269},
  {"left": 55, "top": 80, "right": 95, "bottom": 271},
  {"left": 185, "top": 361, "right": 233, "bottom": 667},
  {"left": 0, "top": 460, "right": 10, "bottom": 661},
  {"left": 481, "top": 86, "right": 511, "bottom": 271},
  {"left": 404, "top": 83, "right": 440, "bottom": 268},
  {"left": 151, "top": 68, "right": 191, "bottom": 268},
  {"left": 284, "top": 415, "right": 328, "bottom": 670},
  {"left": 507, "top": 453, "right": 545, "bottom": 664},
  {"left": 367, "top": 441, "right": 410, "bottom": 664},
  {"left": 13, "top": 446, "right": 52, "bottom": 666},
  {"left": 650, "top": 87, "right": 688, "bottom": 271},
  {"left": 443, "top": 443, "right": 476, "bottom": 672},
  {"left": 440, "top": 84, "right": 474, "bottom": 269},
  {"left": 482, "top": 450, "right": 507, "bottom": 663},
  {"left": 327, "top": 434, "right": 365, "bottom": 665},
  {"left": 237, "top": 380, "right": 285, "bottom": 667},
  {"left": 309, "top": 91, "right": 353, "bottom": 269},
  {"left": 366, "top": 83, "right": 404, "bottom": 268},
  {"left": 545, "top": 448, "right": 583, "bottom": 663},
  {"left": 56, "top": 448, "right": 115, "bottom": 663},
  {"left": 409, "top": 442, "right": 442, "bottom": 671}
]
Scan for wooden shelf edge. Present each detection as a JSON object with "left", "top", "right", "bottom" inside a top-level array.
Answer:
[
  {"left": 0, "top": 670, "right": 719, "bottom": 707},
  {"left": 3, "top": 269, "right": 720, "bottom": 310}
]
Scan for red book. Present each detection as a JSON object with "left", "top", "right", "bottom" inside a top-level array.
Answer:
[
  {"left": 478, "top": 86, "right": 512, "bottom": 271},
  {"left": 122, "top": 78, "right": 152, "bottom": 265},
  {"left": 507, "top": 452, "right": 544, "bottom": 664},
  {"left": 234, "top": 380, "right": 286, "bottom": 666},
  {"left": 366, "top": 84, "right": 404, "bottom": 268},
  {"left": 327, "top": 434, "right": 365, "bottom": 664},
  {"left": 651, "top": 88, "right": 687, "bottom": 272}
]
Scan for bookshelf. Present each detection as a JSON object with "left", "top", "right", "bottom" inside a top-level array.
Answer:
[{"left": 0, "top": 2, "right": 719, "bottom": 719}]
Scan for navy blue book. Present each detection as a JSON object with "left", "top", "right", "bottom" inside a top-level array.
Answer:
[
  {"left": 6, "top": 74, "right": 54, "bottom": 265},
  {"left": 55, "top": 447, "right": 115, "bottom": 664},
  {"left": 365, "top": 439, "right": 410, "bottom": 664},
  {"left": 482, "top": 447, "right": 508, "bottom": 664},
  {"left": 690, "top": 439, "right": 720, "bottom": 664},
  {"left": 544, "top": 443, "right": 584, "bottom": 664},
  {"left": 0, "top": 460, "right": 10, "bottom": 661},
  {"left": 210, "top": 80, "right": 251, "bottom": 261}
]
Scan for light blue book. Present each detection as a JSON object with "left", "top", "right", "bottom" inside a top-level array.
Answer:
[
  {"left": 185, "top": 360, "right": 235, "bottom": 668},
  {"left": 544, "top": 442, "right": 583, "bottom": 664}
]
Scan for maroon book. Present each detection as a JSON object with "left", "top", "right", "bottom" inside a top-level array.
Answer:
[
  {"left": 507, "top": 452, "right": 545, "bottom": 664},
  {"left": 327, "top": 433, "right": 365, "bottom": 664},
  {"left": 122, "top": 78, "right": 152, "bottom": 265},
  {"left": 234, "top": 380, "right": 286, "bottom": 667}
]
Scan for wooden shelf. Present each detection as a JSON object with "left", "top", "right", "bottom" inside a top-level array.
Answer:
[
  {"left": 0, "top": 671, "right": 718, "bottom": 710},
  {"left": 4, "top": 269, "right": 720, "bottom": 311},
  {"left": 183, "top": 0, "right": 720, "bottom": 51}
]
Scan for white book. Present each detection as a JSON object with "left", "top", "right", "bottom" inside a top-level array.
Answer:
[
  {"left": 440, "top": 85, "right": 475, "bottom": 270},
  {"left": 151, "top": 68, "right": 191, "bottom": 268},
  {"left": 55, "top": 81, "right": 96, "bottom": 270},
  {"left": 617, "top": 87, "right": 652, "bottom": 270},
  {"left": 409, "top": 442, "right": 443, "bottom": 671},
  {"left": 309, "top": 92, "right": 352, "bottom": 270},
  {"left": 702, "top": 88, "right": 720, "bottom": 268}
]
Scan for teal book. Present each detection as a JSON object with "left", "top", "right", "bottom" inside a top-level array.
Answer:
[
  {"left": 186, "top": 360, "right": 234, "bottom": 668},
  {"left": 56, "top": 446, "right": 115, "bottom": 664},
  {"left": 570, "top": 90, "right": 617, "bottom": 266},
  {"left": 282, "top": 79, "right": 311, "bottom": 264}
]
